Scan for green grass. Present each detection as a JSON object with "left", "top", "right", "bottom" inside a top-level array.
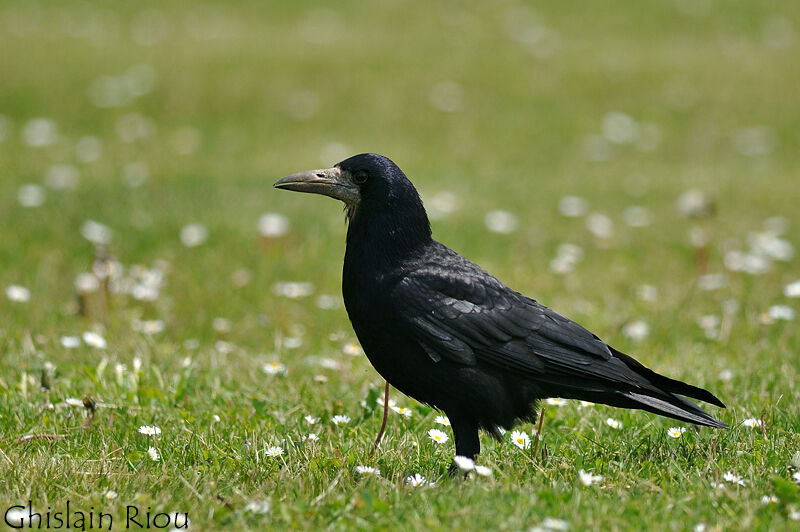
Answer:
[{"left": 1, "top": 1, "right": 800, "bottom": 530}]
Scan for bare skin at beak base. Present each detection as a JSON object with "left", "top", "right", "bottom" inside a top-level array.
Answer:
[{"left": 274, "top": 166, "right": 360, "bottom": 204}]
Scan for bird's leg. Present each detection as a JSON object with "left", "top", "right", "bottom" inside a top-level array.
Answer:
[
  {"left": 447, "top": 416, "right": 480, "bottom": 476},
  {"left": 370, "top": 381, "right": 390, "bottom": 457}
]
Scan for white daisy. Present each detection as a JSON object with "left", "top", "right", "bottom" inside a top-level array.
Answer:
[
  {"left": 558, "top": 196, "right": 588, "bottom": 217},
  {"left": 17, "top": 184, "right": 46, "bottom": 207},
  {"left": 391, "top": 406, "right": 412, "bottom": 418},
  {"left": 265, "top": 446, "right": 284, "bottom": 457},
  {"left": 785, "top": 280, "right": 800, "bottom": 298},
  {"left": 147, "top": 446, "right": 160, "bottom": 461},
  {"left": 303, "top": 433, "right": 319, "bottom": 442},
  {"left": 331, "top": 415, "right": 351, "bottom": 426},
  {"left": 435, "top": 415, "right": 451, "bottom": 426},
  {"left": 741, "top": 418, "right": 762, "bottom": 428},
  {"left": 6, "top": 285, "right": 31, "bottom": 303},
  {"left": 65, "top": 398, "right": 83, "bottom": 407},
  {"left": 539, "top": 517, "right": 570, "bottom": 531},
  {"left": 355, "top": 465, "right": 380, "bottom": 475},
  {"left": 768, "top": 305, "right": 795, "bottom": 321},
  {"left": 180, "top": 223, "right": 208, "bottom": 247},
  {"left": 452, "top": 455, "right": 475, "bottom": 471},
  {"left": 474, "top": 465, "right": 492, "bottom": 477},
  {"left": 273, "top": 281, "right": 314, "bottom": 299},
  {"left": 545, "top": 398, "right": 567, "bottom": 407},
  {"left": 342, "top": 342, "right": 362, "bottom": 356},
  {"left": 762, "top": 495, "right": 779, "bottom": 504},
  {"left": 578, "top": 469, "right": 603, "bottom": 486},
  {"left": 244, "top": 500, "right": 271, "bottom": 514},
  {"left": 376, "top": 396, "right": 397, "bottom": 408},
  {"left": 606, "top": 418, "right": 622, "bottom": 429},
  {"left": 105, "top": 490, "right": 118, "bottom": 500},
  {"left": 60, "top": 336, "right": 81, "bottom": 348},
  {"left": 81, "top": 220, "right": 112, "bottom": 245},
  {"left": 792, "top": 470, "right": 800, "bottom": 484},
  {"left": 405, "top": 473, "right": 428, "bottom": 487},
  {"left": 586, "top": 212, "right": 614, "bottom": 239},
  {"left": 428, "top": 428, "right": 449, "bottom": 444},
  {"left": 622, "top": 320, "right": 649, "bottom": 341},
  {"left": 138, "top": 425, "right": 162, "bottom": 436},
  {"left": 304, "top": 415, "right": 320, "bottom": 425},
  {"left": 484, "top": 210, "right": 518, "bottom": 234},
  {"left": 722, "top": 471, "right": 746, "bottom": 486},
  {"left": 262, "top": 361, "right": 287, "bottom": 376},
  {"left": 258, "top": 213, "right": 290, "bottom": 238},
  {"left": 510, "top": 430, "right": 531, "bottom": 450},
  {"left": 667, "top": 427, "right": 687, "bottom": 438},
  {"left": 82, "top": 331, "right": 107, "bottom": 349}
]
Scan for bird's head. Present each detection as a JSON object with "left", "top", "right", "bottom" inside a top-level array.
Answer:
[{"left": 274, "top": 153, "right": 429, "bottom": 227}]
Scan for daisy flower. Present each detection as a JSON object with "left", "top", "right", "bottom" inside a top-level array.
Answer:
[
  {"left": 434, "top": 415, "right": 451, "bottom": 426},
  {"left": 474, "top": 465, "right": 492, "bottom": 477},
  {"left": 105, "top": 490, "right": 118, "bottom": 500},
  {"left": 510, "top": 430, "right": 531, "bottom": 450},
  {"left": 355, "top": 465, "right": 380, "bottom": 476},
  {"left": 303, "top": 433, "right": 319, "bottom": 442},
  {"left": 258, "top": 213, "right": 290, "bottom": 238},
  {"left": 792, "top": 471, "right": 800, "bottom": 484},
  {"left": 244, "top": 500, "right": 271, "bottom": 514},
  {"left": 304, "top": 415, "right": 320, "bottom": 425},
  {"left": 452, "top": 455, "right": 475, "bottom": 471},
  {"left": 405, "top": 474, "right": 428, "bottom": 487},
  {"left": 741, "top": 418, "right": 762, "bottom": 428},
  {"left": 785, "top": 280, "right": 800, "bottom": 298},
  {"left": 376, "top": 396, "right": 397, "bottom": 408},
  {"left": 342, "top": 342, "right": 362, "bottom": 356},
  {"left": 6, "top": 285, "right": 31, "bottom": 303},
  {"left": 428, "top": 428, "right": 449, "bottom": 444},
  {"left": 82, "top": 331, "right": 107, "bottom": 349},
  {"left": 138, "top": 425, "right": 162, "bottom": 436},
  {"left": 147, "top": 446, "right": 160, "bottom": 461},
  {"left": 65, "top": 398, "right": 83, "bottom": 407},
  {"left": 722, "top": 471, "right": 746, "bottom": 486},
  {"left": 391, "top": 406, "right": 412, "bottom": 418},
  {"left": 265, "top": 446, "right": 284, "bottom": 457},
  {"left": 606, "top": 418, "right": 622, "bottom": 429},
  {"left": 180, "top": 223, "right": 208, "bottom": 247},
  {"left": 60, "top": 336, "right": 81, "bottom": 348},
  {"left": 545, "top": 398, "right": 567, "bottom": 407},
  {"left": 578, "top": 469, "right": 603, "bottom": 486},
  {"left": 262, "top": 361, "right": 287, "bottom": 376},
  {"left": 539, "top": 518, "right": 569, "bottom": 531},
  {"left": 667, "top": 427, "right": 686, "bottom": 438},
  {"left": 331, "top": 415, "right": 351, "bottom": 426},
  {"left": 762, "top": 495, "right": 779, "bottom": 505}
]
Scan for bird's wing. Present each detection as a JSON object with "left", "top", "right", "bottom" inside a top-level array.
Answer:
[{"left": 392, "top": 259, "right": 668, "bottom": 392}]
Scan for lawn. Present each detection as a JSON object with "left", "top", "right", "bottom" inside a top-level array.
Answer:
[{"left": 1, "top": 1, "right": 799, "bottom": 530}]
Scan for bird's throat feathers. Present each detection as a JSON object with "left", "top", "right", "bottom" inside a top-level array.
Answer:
[{"left": 344, "top": 192, "right": 432, "bottom": 269}]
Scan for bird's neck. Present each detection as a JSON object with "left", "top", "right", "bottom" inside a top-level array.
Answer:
[{"left": 344, "top": 206, "right": 432, "bottom": 275}]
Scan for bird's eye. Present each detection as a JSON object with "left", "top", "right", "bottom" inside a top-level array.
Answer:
[{"left": 353, "top": 170, "right": 368, "bottom": 184}]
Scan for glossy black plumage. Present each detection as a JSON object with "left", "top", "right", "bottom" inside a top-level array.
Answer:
[{"left": 275, "top": 153, "right": 727, "bottom": 463}]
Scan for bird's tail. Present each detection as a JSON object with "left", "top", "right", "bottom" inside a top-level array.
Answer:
[{"left": 552, "top": 348, "right": 728, "bottom": 429}]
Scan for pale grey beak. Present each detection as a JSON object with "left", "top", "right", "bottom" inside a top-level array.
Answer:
[{"left": 274, "top": 166, "right": 360, "bottom": 204}]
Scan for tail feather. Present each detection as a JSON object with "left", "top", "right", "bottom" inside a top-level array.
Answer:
[
  {"left": 623, "top": 391, "right": 728, "bottom": 428},
  {"left": 544, "top": 348, "right": 728, "bottom": 428},
  {"left": 611, "top": 348, "right": 727, "bottom": 408}
]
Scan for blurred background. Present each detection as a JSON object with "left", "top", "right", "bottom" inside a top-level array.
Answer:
[
  {"left": 2, "top": 2, "right": 799, "bottom": 528},
  {"left": 1, "top": 0, "right": 799, "bottom": 368}
]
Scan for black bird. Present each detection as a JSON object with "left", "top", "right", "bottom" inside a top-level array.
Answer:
[{"left": 275, "top": 153, "right": 727, "bottom": 464}]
